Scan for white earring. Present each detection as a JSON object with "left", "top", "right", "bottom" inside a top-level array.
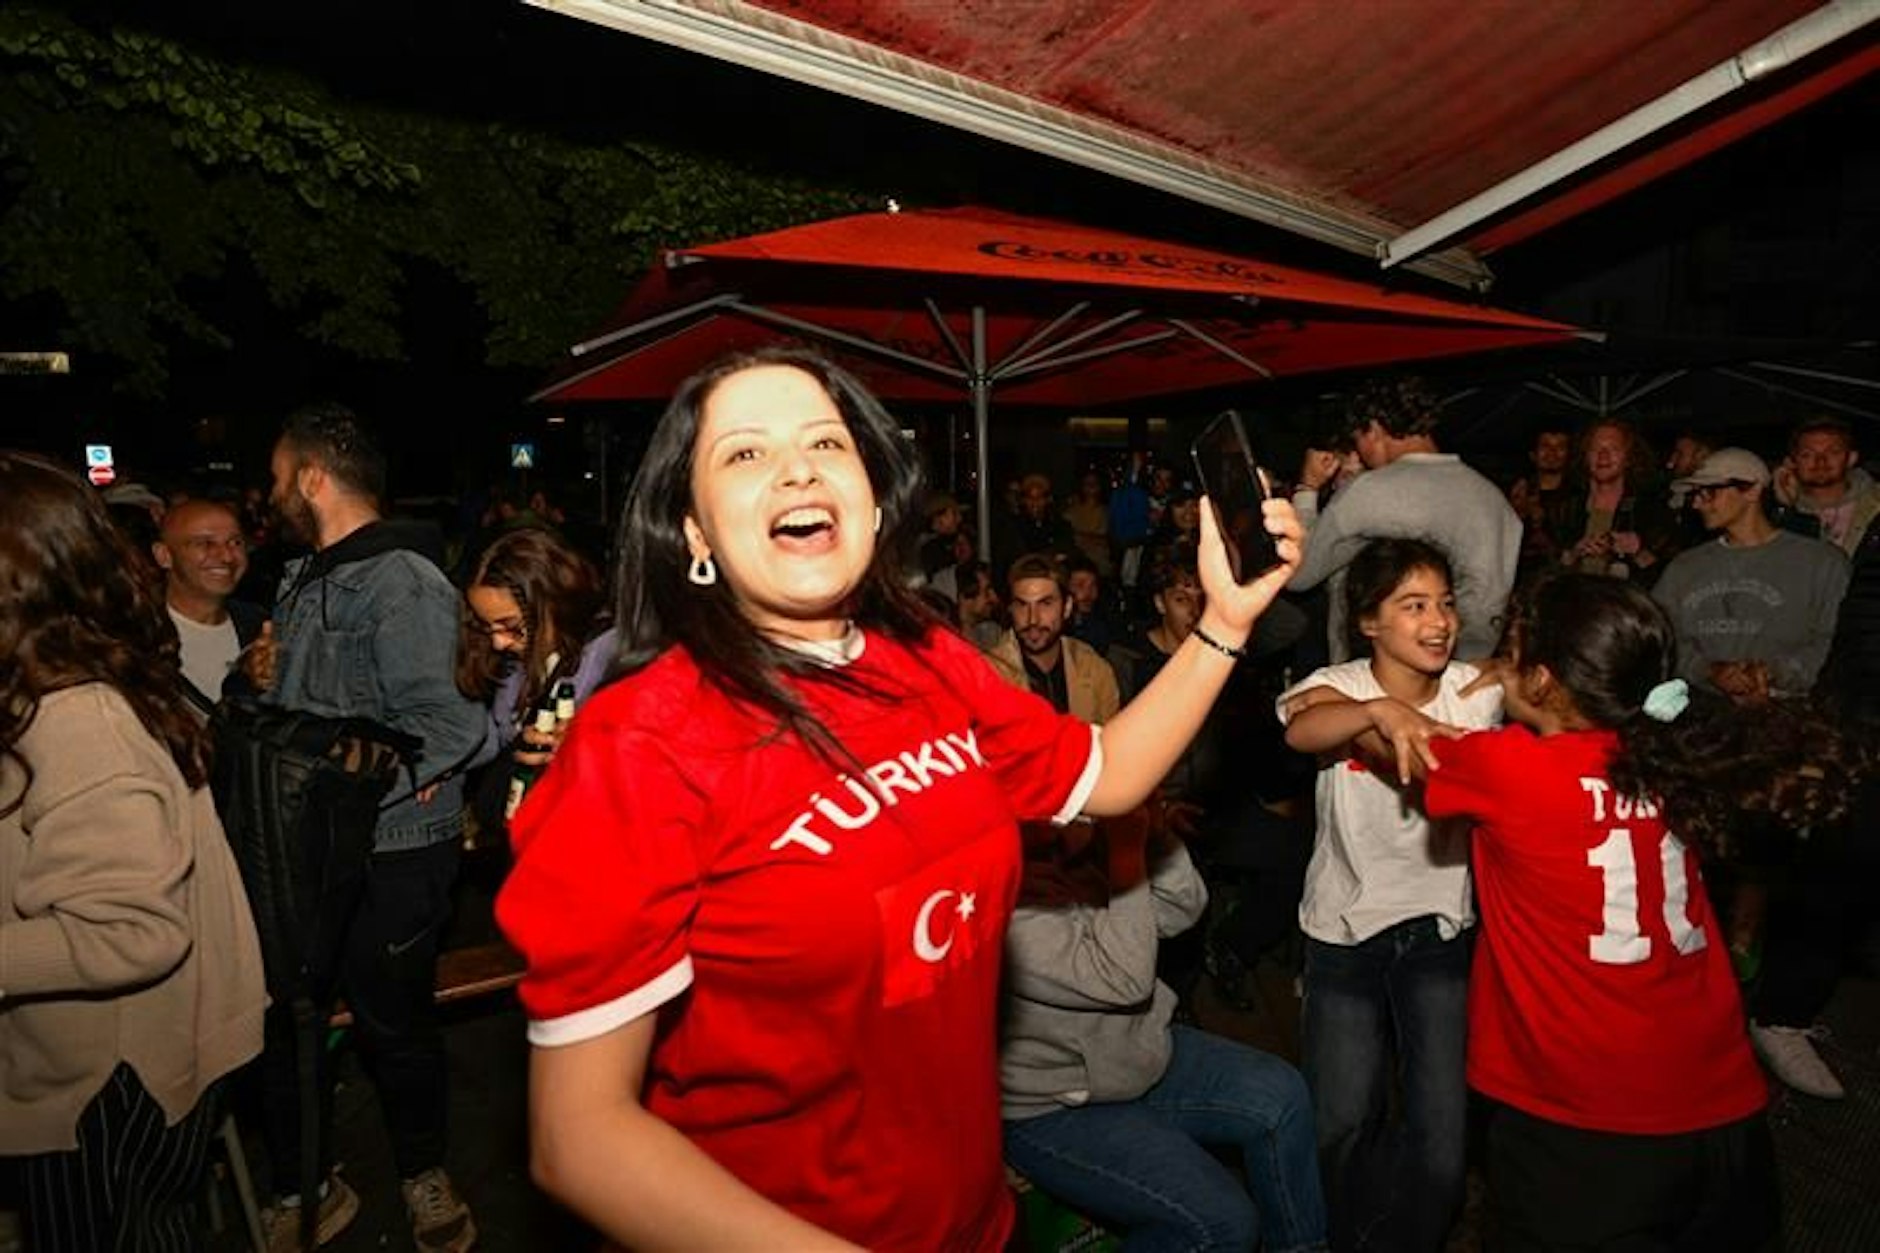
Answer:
[
  {"left": 874, "top": 506, "right": 883, "bottom": 534},
  {"left": 688, "top": 554, "right": 717, "bottom": 586}
]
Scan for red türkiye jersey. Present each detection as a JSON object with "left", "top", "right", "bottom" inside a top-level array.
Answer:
[
  {"left": 497, "top": 628, "right": 1098, "bottom": 1251},
  {"left": 1426, "top": 727, "right": 1765, "bottom": 1134}
]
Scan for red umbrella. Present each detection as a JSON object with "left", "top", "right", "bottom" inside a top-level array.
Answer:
[{"left": 537, "top": 205, "right": 1579, "bottom": 546}]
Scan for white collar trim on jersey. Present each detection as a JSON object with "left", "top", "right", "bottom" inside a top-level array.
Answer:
[{"left": 774, "top": 621, "right": 866, "bottom": 667}]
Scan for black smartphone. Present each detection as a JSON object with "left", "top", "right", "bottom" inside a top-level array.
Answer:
[{"left": 1190, "top": 410, "right": 1281, "bottom": 584}]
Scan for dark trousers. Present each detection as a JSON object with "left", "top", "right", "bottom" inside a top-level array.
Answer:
[
  {"left": 1302, "top": 918, "right": 1470, "bottom": 1253},
  {"left": 1486, "top": 1103, "right": 1779, "bottom": 1253},
  {"left": 20, "top": 1064, "right": 226, "bottom": 1253},
  {"left": 262, "top": 839, "right": 459, "bottom": 1194},
  {"left": 1750, "top": 781, "right": 1880, "bottom": 1027}
]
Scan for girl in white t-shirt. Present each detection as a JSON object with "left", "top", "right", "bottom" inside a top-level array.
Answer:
[{"left": 1276, "top": 537, "right": 1500, "bottom": 1253}]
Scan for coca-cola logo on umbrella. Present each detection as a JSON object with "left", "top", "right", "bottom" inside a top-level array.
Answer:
[{"left": 978, "top": 240, "right": 1284, "bottom": 286}]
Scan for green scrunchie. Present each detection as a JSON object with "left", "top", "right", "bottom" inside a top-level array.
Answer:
[{"left": 1642, "top": 678, "right": 1689, "bottom": 723}]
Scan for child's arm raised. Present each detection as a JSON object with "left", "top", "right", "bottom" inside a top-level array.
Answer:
[{"left": 1284, "top": 687, "right": 1464, "bottom": 785}]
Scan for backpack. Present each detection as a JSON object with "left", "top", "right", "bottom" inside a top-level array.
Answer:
[
  {"left": 207, "top": 696, "right": 420, "bottom": 1245},
  {"left": 209, "top": 697, "right": 421, "bottom": 1003}
]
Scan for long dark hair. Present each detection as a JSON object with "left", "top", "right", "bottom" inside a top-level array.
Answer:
[
  {"left": 1344, "top": 537, "right": 1453, "bottom": 658},
  {"left": 0, "top": 451, "right": 211, "bottom": 816},
  {"left": 612, "top": 346, "right": 938, "bottom": 761},
  {"left": 457, "top": 527, "right": 606, "bottom": 714},
  {"left": 1510, "top": 573, "right": 1862, "bottom": 856}
]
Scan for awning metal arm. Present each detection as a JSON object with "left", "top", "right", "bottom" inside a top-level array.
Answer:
[{"left": 1381, "top": 0, "right": 1880, "bottom": 269}]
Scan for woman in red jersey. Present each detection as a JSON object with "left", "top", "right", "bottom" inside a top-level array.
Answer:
[
  {"left": 1351, "top": 573, "right": 1860, "bottom": 1251},
  {"left": 495, "top": 347, "right": 1302, "bottom": 1253}
]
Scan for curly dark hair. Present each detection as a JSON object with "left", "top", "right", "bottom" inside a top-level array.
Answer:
[
  {"left": 610, "top": 345, "right": 939, "bottom": 765},
  {"left": 279, "top": 401, "right": 388, "bottom": 505},
  {"left": 1341, "top": 376, "right": 1441, "bottom": 442},
  {"left": 1509, "top": 573, "right": 1864, "bottom": 857},
  {"left": 0, "top": 452, "right": 210, "bottom": 817},
  {"left": 457, "top": 527, "right": 608, "bottom": 714}
]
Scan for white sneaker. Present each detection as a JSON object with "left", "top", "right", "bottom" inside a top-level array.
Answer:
[{"left": 1750, "top": 1021, "right": 1845, "bottom": 1099}]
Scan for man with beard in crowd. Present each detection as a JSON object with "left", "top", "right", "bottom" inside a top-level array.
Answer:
[
  {"left": 984, "top": 553, "right": 1120, "bottom": 724},
  {"left": 1772, "top": 417, "right": 1880, "bottom": 556},
  {"left": 241, "top": 403, "right": 486, "bottom": 1253}
]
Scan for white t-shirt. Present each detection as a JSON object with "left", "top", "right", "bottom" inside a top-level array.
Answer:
[
  {"left": 1277, "top": 658, "right": 1503, "bottom": 945},
  {"left": 170, "top": 608, "right": 241, "bottom": 704}
]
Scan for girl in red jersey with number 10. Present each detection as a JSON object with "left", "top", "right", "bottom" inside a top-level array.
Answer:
[{"left": 1410, "top": 573, "right": 1862, "bottom": 1251}]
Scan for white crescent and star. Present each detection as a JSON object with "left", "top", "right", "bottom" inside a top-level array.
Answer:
[{"left": 912, "top": 889, "right": 977, "bottom": 963}]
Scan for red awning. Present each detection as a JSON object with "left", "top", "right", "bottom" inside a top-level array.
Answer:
[{"left": 532, "top": 0, "right": 1880, "bottom": 288}]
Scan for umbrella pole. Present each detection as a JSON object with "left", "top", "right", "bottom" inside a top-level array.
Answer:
[{"left": 972, "top": 306, "right": 992, "bottom": 563}]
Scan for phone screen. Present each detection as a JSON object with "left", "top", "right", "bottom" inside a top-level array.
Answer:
[{"left": 1190, "top": 410, "right": 1280, "bottom": 584}]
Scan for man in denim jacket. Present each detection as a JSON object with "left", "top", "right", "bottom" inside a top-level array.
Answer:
[{"left": 246, "top": 403, "right": 487, "bottom": 1253}]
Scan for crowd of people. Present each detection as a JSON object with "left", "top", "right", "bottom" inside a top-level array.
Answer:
[{"left": 1, "top": 353, "right": 1875, "bottom": 1253}]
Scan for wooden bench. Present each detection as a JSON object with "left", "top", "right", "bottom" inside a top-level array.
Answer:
[{"left": 327, "top": 940, "right": 525, "bottom": 1028}]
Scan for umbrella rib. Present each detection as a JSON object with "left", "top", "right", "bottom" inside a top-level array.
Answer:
[
  {"left": 569, "top": 294, "right": 748, "bottom": 358},
  {"left": 1747, "top": 360, "right": 1880, "bottom": 393},
  {"left": 1524, "top": 379, "right": 1596, "bottom": 412},
  {"left": 1166, "top": 318, "right": 1274, "bottom": 379},
  {"left": 990, "top": 302, "right": 1094, "bottom": 376},
  {"left": 1715, "top": 368, "right": 1880, "bottom": 424},
  {"left": 726, "top": 300, "right": 967, "bottom": 382},
  {"left": 998, "top": 329, "right": 1180, "bottom": 382},
  {"left": 922, "top": 298, "right": 973, "bottom": 373},
  {"left": 994, "top": 309, "right": 1146, "bottom": 380},
  {"left": 1608, "top": 371, "right": 1688, "bottom": 411}
]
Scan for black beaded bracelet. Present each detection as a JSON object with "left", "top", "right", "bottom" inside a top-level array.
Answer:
[{"left": 1191, "top": 624, "right": 1247, "bottom": 661}]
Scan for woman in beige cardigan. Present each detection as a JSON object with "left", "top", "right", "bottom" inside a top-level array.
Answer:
[{"left": 0, "top": 451, "right": 266, "bottom": 1253}]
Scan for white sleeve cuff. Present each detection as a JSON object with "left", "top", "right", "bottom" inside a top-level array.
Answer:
[
  {"left": 1051, "top": 724, "right": 1103, "bottom": 825},
  {"left": 526, "top": 955, "right": 694, "bottom": 1048}
]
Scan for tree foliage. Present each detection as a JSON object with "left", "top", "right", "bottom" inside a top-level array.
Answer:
[{"left": 0, "top": 5, "right": 871, "bottom": 394}]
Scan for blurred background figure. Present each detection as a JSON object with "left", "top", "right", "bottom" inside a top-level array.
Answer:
[
  {"left": 1062, "top": 468, "right": 1112, "bottom": 577},
  {"left": 153, "top": 497, "right": 265, "bottom": 710},
  {"left": 1557, "top": 418, "right": 1678, "bottom": 585},
  {"left": 456, "top": 526, "right": 618, "bottom": 839}
]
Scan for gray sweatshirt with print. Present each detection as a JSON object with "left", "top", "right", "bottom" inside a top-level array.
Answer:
[{"left": 1651, "top": 530, "right": 1849, "bottom": 695}]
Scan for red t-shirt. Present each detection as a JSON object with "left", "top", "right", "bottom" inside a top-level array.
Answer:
[
  {"left": 1425, "top": 726, "right": 1766, "bottom": 1134},
  {"left": 496, "top": 627, "right": 1099, "bottom": 1252}
]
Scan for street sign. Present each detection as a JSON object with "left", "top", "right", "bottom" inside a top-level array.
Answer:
[
  {"left": 85, "top": 443, "right": 113, "bottom": 467},
  {"left": 510, "top": 442, "right": 536, "bottom": 469},
  {"left": 87, "top": 463, "right": 117, "bottom": 487}
]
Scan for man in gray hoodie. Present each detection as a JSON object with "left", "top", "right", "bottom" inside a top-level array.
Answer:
[{"left": 1289, "top": 378, "right": 1521, "bottom": 662}]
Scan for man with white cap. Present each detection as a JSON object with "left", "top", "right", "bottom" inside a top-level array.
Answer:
[
  {"left": 1653, "top": 446, "right": 1850, "bottom": 1100},
  {"left": 1654, "top": 448, "right": 1847, "bottom": 701}
]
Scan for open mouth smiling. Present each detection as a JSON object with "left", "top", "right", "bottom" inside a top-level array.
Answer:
[{"left": 770, "top": 505, "right": 837, "bottom": 544}]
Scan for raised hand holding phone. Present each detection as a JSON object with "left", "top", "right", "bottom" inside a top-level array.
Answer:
[{"left": 1191, "top": 410, "right": 1285, "bottom": 585}]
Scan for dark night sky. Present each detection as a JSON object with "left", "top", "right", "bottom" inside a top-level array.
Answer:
[{"left": 6, "top": 0, "right": 1878, "bottom": 494}]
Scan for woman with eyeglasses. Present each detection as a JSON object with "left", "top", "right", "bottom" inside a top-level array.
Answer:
[{"left": 456, "top": 527, "right": 618, "bottom": 825}]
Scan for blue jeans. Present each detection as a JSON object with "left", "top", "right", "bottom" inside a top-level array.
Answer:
[
  {"left": 1005, "top": 1025, "right": 1328, "bottom": 1253},
  {"left": 1302, "top": 918, "right": 1469, "bottom": 1253}
]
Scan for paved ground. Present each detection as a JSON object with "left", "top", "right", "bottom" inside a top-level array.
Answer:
[{"left": 204, "top": 864, "right": 1880, "bottom": 1252}]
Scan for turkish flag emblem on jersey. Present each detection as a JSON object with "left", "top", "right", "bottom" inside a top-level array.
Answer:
[{"left": 875, "top": 829, "right": 1016, "bottom": 1008}]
